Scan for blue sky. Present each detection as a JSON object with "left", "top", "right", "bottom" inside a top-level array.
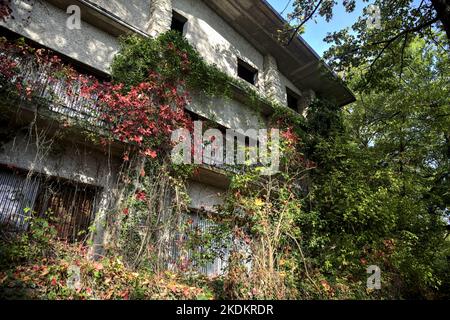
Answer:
[{"left": 266, "top": 0, "right": 371, "bottom": 56}]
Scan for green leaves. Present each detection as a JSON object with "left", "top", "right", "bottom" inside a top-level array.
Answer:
[
  {"left": 303, "top": 35, "right": 449, "bottom": 298},
  {"left": 111, "top": 31, "right": 230, "bottom": 99}
]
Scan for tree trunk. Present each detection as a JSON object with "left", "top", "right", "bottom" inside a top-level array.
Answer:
[{"left": 431, "top": 0, "right": 450, "bottom": 39}]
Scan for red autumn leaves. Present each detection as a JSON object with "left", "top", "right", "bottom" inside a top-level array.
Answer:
[
  {"left": 79, "top": 71, "right": 192, "bottom": 162},
  {"left": 0, "top": 38, "right": 75, "bottom": 100},
  {"left": 1, "top": 38, "right": 193, "bottom": 163},
  {"left": 135, "top": 190, "right": 147, "bottom": 202}
]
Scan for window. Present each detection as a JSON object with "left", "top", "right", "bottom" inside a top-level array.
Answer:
[
  {"left": 0, "top": 166, "right": 99, "bottom": 242},
  {"left": 168, "top": 211, "right": 251, "bottom": 276},
  {"left": 0, "top": 168, "right": 40, "bottom": 230},
  {"left": 33, "top": 179, "right": 99, "bottom": 242},
  {"left": 171, "top": 11, "right": 187, "bottom": 34},
  {"left": 237, "top": 58, "right": 258, "bottom": 85},
  {"left": 286, "top": 87, "right": 300, "bottom": 112}
]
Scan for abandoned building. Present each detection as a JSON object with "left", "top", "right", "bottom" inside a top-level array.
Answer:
[{"left": 0, "top": 0, "right": 355, "bottom": 275}]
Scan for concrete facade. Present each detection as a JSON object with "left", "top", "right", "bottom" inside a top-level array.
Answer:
[
  {"left": 0, "top": 0, "right": 335, "bottom": 260},
  {"left": 187, "top": 181, "right": 225, "bottom": 212},
  {"left": 147, "top": 0, "right": 173, "bottom": 37},
  {"left": 2, "top": 0, "right": 314, "bottom": 108},
  {"left": 0, "top": 132, "right": 118, "bottom": 188},
  {"left": 1, "top": 0, "right": 119, "bottom": 73},
  {"left": 89, "top": 0, "right": 153, "bottom": 31},
  {"left": 0, "top": 131, "right": 119, "bottom": 257},
  {"left": 173, "top": 0, "right": 265, "bottom": 94},
  {"left": 264, "top": 54, "right": 285, "bottom": 105}
]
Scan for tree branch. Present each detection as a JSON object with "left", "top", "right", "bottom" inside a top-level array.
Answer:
[{"left": 286, "top": 0, "right": 323, "bottom": 46}]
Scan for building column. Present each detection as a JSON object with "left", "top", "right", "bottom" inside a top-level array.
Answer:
[
  {"left": 263, "top": 54, "right": 285, "bottom": 105},
  {"left": 299, "top": 89, "right": 316, "bottom": 117},
  {"left": 89, "top": 182, "right": 118, "bottom": 260},
  {"left": 146, "top": 0, "right": 173, "bottom": 37}
]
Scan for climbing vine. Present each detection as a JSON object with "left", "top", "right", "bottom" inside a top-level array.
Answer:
[
  {"left": 0, "top": 32, "right": 309, "bottom": 293},
  {"left": 111, "top": 31, "right": 306, "bottom": 130}
]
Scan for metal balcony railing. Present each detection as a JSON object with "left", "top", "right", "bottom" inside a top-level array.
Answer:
[{"left": 1, "top": 52, "right": 105, "bottom": 128}]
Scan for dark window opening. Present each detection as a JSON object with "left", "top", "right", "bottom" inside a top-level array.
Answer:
[
  {"left": 286, "top": 87, "right": 300, "bottom": 112},
  {"left": 171, "top": 11, "right": 187, "bottom": 34},
  {"left": 34, "top": 179, "right": 99, "bottom": 242},
  {"left": 0, "top": 166, "right": 99, "bottom": 242},
  {"left": 237, "top": 59, "right": 258, "bottom": 85}
]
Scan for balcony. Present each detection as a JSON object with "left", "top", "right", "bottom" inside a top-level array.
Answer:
[
  {"left": 0, "top": 49, "right": 105, "bottom": 129},
  {"left": 1, "top": 43, "right": 271, "bottom": 181}
]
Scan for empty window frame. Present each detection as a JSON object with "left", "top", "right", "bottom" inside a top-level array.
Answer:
[
  {"left": 237, "top": 58, "right": 258, "bottom": 85},
  {"left": 171, "top": 11, "right": 188, "bottom": 34},
  {"left": 286, "top": 87, "right": 300, "bottom": 112}
]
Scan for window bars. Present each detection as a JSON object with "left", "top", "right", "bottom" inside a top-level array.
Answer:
[{"left": 0, "top": 167, "right": 99, "bottom": 242}]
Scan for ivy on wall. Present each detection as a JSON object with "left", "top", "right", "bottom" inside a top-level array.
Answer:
[
  {"left": 0, "top": 32, "right": 315, "bottom": 299},
  {"left": 111, "top": 31, "right": 306, "bottom": 133}
]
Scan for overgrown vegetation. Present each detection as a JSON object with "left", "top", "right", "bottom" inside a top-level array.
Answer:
[
  {"left": 0, "top": 24, "right": 449, "bottom": 300},
  {"left": 0, "top": 218, "right": 215, "bottom": 300}
]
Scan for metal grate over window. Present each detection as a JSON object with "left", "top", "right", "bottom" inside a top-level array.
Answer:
[
  {"left": 0, "top": 166, "right": 99, "bottom": 242},
  {"left": 0, "top": 168, "right": 40, "bottom": 230},
  {"left": 168, "top": 212, "right": 252, "bottom": 277},
  {"left": 168, "top": 212, "right": 229, "bottom": 276}
]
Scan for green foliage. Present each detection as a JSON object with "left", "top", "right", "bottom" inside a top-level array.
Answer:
[
  {"left": 0, "top": 239, "right": 214, "bottom": 300},
  {"left": 286, "top": 1, "right": 449, "bottom": 89},
  {"left": 0, "top": 211, "right": 57, "bottom": 268},
  {"left": 111, "top": 31, "right": 231, "bottom": 97},
  {"left": 1, "top": 19, "right": 448, "bottom": 300},
  {"left": 302, "top": 37, "right": 450, "bottom": 299},
  {"left": 110, "top": 31, "right": 306, "bottom": 126}
]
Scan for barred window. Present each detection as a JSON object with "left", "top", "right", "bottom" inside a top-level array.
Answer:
[{"left": 0, "top": 166, "right": 99, "bottom": 242}]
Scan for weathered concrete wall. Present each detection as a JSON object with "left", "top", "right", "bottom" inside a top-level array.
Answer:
[
  {"left": 89, "top": 0, "right": 152, "bottom": 31},
  {"left": 2, "top": 0, "right": 306, "bottom": 113},
  {"left": 147, "top": 0, "right": 172, "bottom": 36},
  {"left": 187, "top": 180, "right": 225, "bottom": 212},
  {"left": 0, "top": 132, "right": 118, "bottom": 188},
  {"left": 173, "top": 0, "right": 265, "bottom": 92},
  {"left": 299, "top": 89, "right": 316, "bottom": 117},
  {"left": 1, "top": 0, "right": 119, "bottom": 73},
  {"left": 0, "top": 130, "right": 120, "bottom": 258},
  {"left": 173, "top": 0, "right": 305, "bottom": 119},
  {"left": 172, "top": 0, "right": 272, "bottom": 130},
  {"left": 187, "top": 93, "right": 267, "bottom": 131},
  {"left": 264, "top": 54, "right": 285, "bottom": 105}
]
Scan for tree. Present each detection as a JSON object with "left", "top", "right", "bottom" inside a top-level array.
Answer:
[
  {"left": 286, "top": 0, "right": 450, "bottom": 41},
  {"left": 303, "top": 36, "right": 449, "bottom": 298},
  {"left": 284, "top": 1, "right": 449, "bottom": 89}
]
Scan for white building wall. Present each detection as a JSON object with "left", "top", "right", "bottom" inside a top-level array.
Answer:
[
  {"left": 0, "top": 132, "right": 118, "bottom": 188},
  {"left": 2, "top": 0, "right": 306, "bottom": 111},
  {"left": 173, "top": 0, "right": 265, "bottom": 91},
  {"left": 88, "top": 0, "right": 153, "bottom": 31},
  {"left": 1, "top": 0, "right": 119, "bottom": 73}
]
